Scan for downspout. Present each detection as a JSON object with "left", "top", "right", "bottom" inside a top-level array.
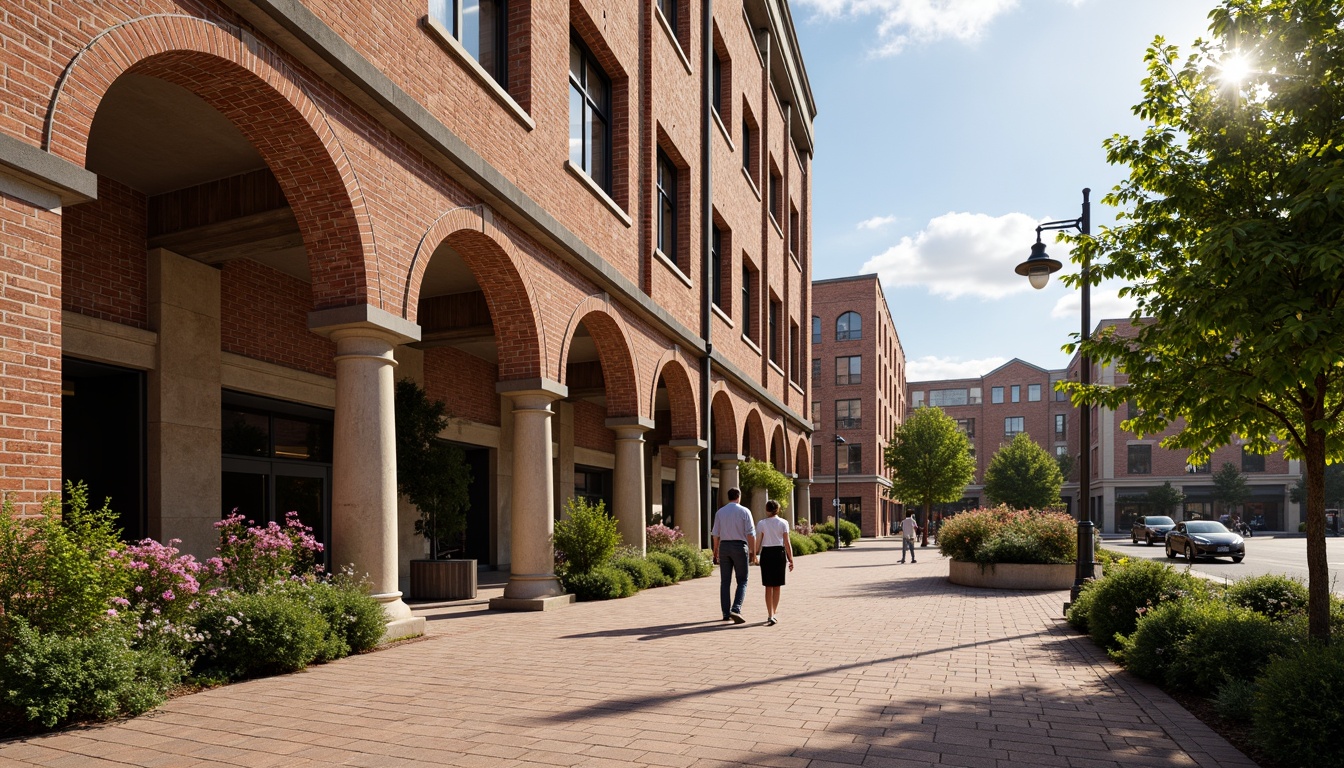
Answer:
[{"left": 700, "top": 0, "right": 715, "bottom": 548}]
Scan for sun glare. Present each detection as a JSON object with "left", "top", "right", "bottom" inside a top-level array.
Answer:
[{"left": 1219, "top": 53, "right": 1254, "bottom": 84}]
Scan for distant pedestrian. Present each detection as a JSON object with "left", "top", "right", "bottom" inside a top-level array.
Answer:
[
  {"left": 754, "top": 500, "right": 794, "bottom": 626},
  {"left": 711, "top": 488, "right": 757, "bottom": 623},
  {"left": 900, "top": 511, "right": 921, "bottom": 564}
]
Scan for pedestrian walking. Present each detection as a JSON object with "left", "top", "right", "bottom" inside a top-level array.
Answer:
[
  {"left": 900, "top": 511, "right": 921, "bottom": 564},
  {"left": 711, "top": 487, "right": 756, "bottom": 623},
  {"left": 754, "top": 499, "right": 794, "bottom": 626}
]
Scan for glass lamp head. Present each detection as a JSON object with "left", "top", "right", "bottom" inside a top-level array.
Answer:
[{"left": 1015, "top": 240, "right": 1063, "bottom": 290}]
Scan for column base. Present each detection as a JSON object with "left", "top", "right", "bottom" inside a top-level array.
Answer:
[
  {"left": 374, "top": 591, "right": 425, "bottom": 642},
  {"left": 489, "top": 594, "right": 576, "bottom": 611}
]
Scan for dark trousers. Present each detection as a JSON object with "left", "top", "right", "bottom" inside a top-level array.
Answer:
[{"left": 719, "top": 541, "right": 749, "bottom": 617}]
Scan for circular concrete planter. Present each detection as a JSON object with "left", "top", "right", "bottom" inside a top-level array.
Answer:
[{"left": 948, "top": 560, "right": 1076, "bottom": 590}]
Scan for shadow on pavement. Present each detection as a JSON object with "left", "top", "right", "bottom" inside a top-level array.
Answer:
[{"left": 559, "top": 619, "right": 733, "bottom": 641}]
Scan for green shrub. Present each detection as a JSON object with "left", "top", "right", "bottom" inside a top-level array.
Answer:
[
  {"left": 552, "top": 498, "right": 621, "bottom": 575},
  {"left": 815, "top": 520, "right": 860, "bottom": 546},
  {"left": 1252, "top": 642, "right": 1344, "bottom": 768},
  {"left": 611, "top": 556, "right": 667, "bottom": 589},
  {"left": 194, "top": 590, "right": 328, "bottom": 679},
  {"left": 0, "top": 618, "right": 186, "bottom": 727},
  {"left": 1165, "top": 601, "right": 1299, "bottom": 695},
  {"left": 646, "top": 551, "right": 684, "bottom": 582},
  {"left": 1075, "top": 558, "right": 1209, "bottom": 650},
  {"left": 811, "top": 532, "right": 835, "bottom": 551},
  {"left": 1225, "top": 574, "right": 1308, "bottom": 621},
  {"left": 789, "top": 531, "right": 816, "bottom": 556},
  {"left": 1096, "top": 547, "right": 1127, "bottom": 566},
  {"left": 1114, "top": 598, "right": 1207, "bottom": 682},
  {"left": 1298, "top": 521, "right": 1307, "bottom": 532},
  {"left": 1215, "top": 678, "right": 1257, "bottom": 723},
  {"left": 937, "top": 506, "right": 1075, "bottom": 565},
  {"left": 304, "top": 576, "right": 386, "bottom": 657},
  {"left": 1066, "top": 579, "right": 1099, "bottom": 633},
  {"left": 662, "top": 544, "right": 712, "bottom": 579},
  {"left": 563, "top": 566, "right": 636, "bottom": 601}
]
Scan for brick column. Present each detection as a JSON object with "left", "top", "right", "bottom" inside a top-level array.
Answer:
[
  {"left": 670, "top": 440, "right": 705, "bottom": 544},
  {"left": 609, "top": 417, "right": 654, "bottom": 554}
]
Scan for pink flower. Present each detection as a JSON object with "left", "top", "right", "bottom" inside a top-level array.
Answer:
[
  {"left": 106, "top": 608, "right": 118, "bottom": 617},
  {"left": 162, "top": 590, "right": 175, "bottom": 601}
]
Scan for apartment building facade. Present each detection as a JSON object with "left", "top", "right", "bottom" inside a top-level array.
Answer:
[
  {"left": 0, "top": 0, "right": 816, "bottom": 632},
  {"left": 909, "top": 321, "right": 1300, "bottom": 533},
  {"left": 808, "top": 275, "right": 906, "bottom": 538}
]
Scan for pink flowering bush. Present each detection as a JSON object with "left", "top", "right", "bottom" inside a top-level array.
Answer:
[
  {"left": 936, "top": 506, "right": 1076, "bottom": 565},
  {"left": 645, "top": 523, "right": 684, "bottom": 550},
  {"left": 207, "top": 511, "right": 324, "bottom": 593},
  {"left": 117, "top": 539, "right": 202, "bottom": 626}
]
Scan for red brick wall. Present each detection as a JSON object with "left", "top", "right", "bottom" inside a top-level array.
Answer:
[
  {"left": 61, "top": 177, "right": 147, "bottom": 329},
  {"left": 573, "top": 399, "right": 614, "bottom": 453},
  {"left": 219, "top": 260, "right": 335, "bottom": 379},
  {"left": 423, "top": 346, "right": 500, "bottom": 427}
]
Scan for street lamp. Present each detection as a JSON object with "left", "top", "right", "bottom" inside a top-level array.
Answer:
[
  {"left": 833, "top": 434, "right": 846, "bottom": 542},
  {"left": 1015, "top": 188, "right": 1096, "bottom": 608}
]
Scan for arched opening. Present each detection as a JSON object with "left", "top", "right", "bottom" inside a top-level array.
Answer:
[
  {"left": 648, "top": 359, "right": 698, "bottom": 528},
  {"left": 742, "top": 409, "right": 767, "bottom": 462},
  {"left": 769, "top": 424, "right": 787, "bottom": 473}
]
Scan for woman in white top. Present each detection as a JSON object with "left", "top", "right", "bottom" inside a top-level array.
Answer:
[{"left": 754, "top": 499, "right": 794, "bottom": 626}]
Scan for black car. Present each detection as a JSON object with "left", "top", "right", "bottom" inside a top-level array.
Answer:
[
  {"left": 1165, "top": 520, "right": 1245, "bottom": 563},
  {"left": 1131, "top": 515, "right": 1176, "bottom": 546}
]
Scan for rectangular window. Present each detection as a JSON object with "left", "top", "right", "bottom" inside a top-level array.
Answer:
[
  {"left": 811, "top": 401, "right": 820, "bottom": 425},
  {"left": 956, "top": 418, "right": 975, "bottom": 437},
  {"left": 928, "top": 388, "right": 968, "bottom": 407},
  {"left": 1028, "top": 384, "right": 1041, "bottom": 402},
  {"left": 768, "top": 298, "right": 780, "bottom": 363},
  {"left": 430, "top": 1, "right": 508, "bottom": 85},
  {"left": 911, "top": 391, "right": 924, "bottom": 408},
  {"left": 789, "top": 204, "right": 800, "bottom": 256},
  {"left": 789, "top": 320, "right": 800, "bottom": 382},
  {"left": 835, "top": 399, "right": 861, "bottom": 430},
  {"left": 1127, "top": 399, "right": 1140, "bottom": 419},
  {"left": 742, "top": 117, "right": 752, "bottom": 175},
  {"left": 836, "top": 356, "right": 861, "bottom": 386},
  {"left": 811, "top": 358, "right": 820, "bottom": 381},
  {"left": 569, "top": 36, "right": 611, "bottom": 191},
  {"left": 838, "top": 444, "right": 862, "bottom": 475},
  {"left": 711, "top": 51, "right": 723, "bottom": 115},
  {"left": 1242, "top": 446, "right": 1266, "bottom": 473},
  {"left": 1055, "top": 445, "right": 1068, "bottom": 457},
  {"left": 969, "top": 387, "right": 982, "bottom": 405},
  {"left": 1188, "top": 460, "right": 1211, "bottom": 474},
  {"left": 657, "top": 0, "right": 677, "bottom": 32},
  {"left": 1051, "top": 374, "right": 1067, "bottom": 402},
  {"left": 1010, "top": 385, "right": 1020, "bottom": 403},
  {"left": 768, "top": 168, "right": 781, "bottom": 222},
  {"left": 1128, "top": 444, "right": 1152, "bottom": 474},
  {"left": 991, "top": 386, "right": 1004, "bottom": 404},
  {"left": 710, "top": 225, "right": 722, "bottom": 307},
  {"left": 656, "top": 150, "right": 677, "bottom": 262},
  {"left": 1055, "top": 413, "right": 1066, "bottom": 437},
  {"left": 741, "top": 263, "right": 757, "bottom": 342},
  {"left": 811, "top": 316, "right": 821, "bottom": 344},
  {"left": 1005, "top": 417, "right": 1025, "bottom": 437}
]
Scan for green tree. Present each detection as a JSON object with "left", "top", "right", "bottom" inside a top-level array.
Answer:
[
  {"left": 1290, "top": 463, "right": 1344, "bottom": 508},
  {"left": 394, "top": 380, "right": 472, "bottom": 560},
  {"left": 983, "top": 433, "right": 1065, "bottom": 510},
  {"left": 1143, "top": 481, "right": 1186, "bottom": 517},
  {"left": 1064, "top": 1, "right": 1344, "bottom": 638},
  {"left": 1211, "top": 462, "right": 1251, "bottom": 519},
  {"left": 884, "top": 407, "right": 975, "bottom": 542}
]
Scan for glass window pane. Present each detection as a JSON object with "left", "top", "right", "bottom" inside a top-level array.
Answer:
[
  {"left": 276, "top": 475, "right": 326, "bottom": 549},
  {"left": 430, "top": 0, "right": 452, "bottom": 32},
  {"left": 222, "top": 471, "right": 268, "bottom": 523},
  {"left": 589, "top": 111, "right": 608, "bottom": 187},
  {"left": 570, "top": 40, "right": 582, "bottom": 82},
  {"left": 462, "top": 0, "right": 481, "bottom": 60},
  {"left": 569, "top": 84, "right": 584, "bottom": 167},
  {"left": 273, "top": 417, "right": 330, "bottom": 462},
  {"left": 222, "top": 409, "right": 269, "bottom": 457}
]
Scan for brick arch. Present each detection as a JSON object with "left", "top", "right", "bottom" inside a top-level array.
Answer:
[
  {"left": 769, "top": 423, "right": 788, "bottom": 473},
  {"left": 46, "top": 14, "right": 379, "bottom": 309},
  {"left": 742, "top": 409, "right": 767, "bottom": 462},
  {"left": 406, "top": 207, "right": 545, "bottom": 380},
  {"left": 795, "top": 435, "right": 812, "bottom": 479},
  {"left": 559, "top": 296, "right": 640, "bottom": 419},
  {"left": 649, "top": 349, "right": 699, "bottom": 441},
  {"left": 710, "top": 388, "right": 738, "bottom": 455}
]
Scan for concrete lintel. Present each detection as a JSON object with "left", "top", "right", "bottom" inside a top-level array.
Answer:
[
  {"left": 496, "top": 378, "right": 567, "bottom": 399},
  {"left": 605, "top": 416, "right": 656, "bottom": 431},
  {"left": 309, "top": 303, "right": 421, "bottom": 344},
  {"left": 0, "top": 132, "right": 98, "bottom": 206},
  {"left": 713, "top": 454, "right": 746, "bottom": 463},
  {"left": 669, "top": 438, "right": 708, "bottom": 450},
  {"left": 489, "top": 594, "right": 576, "bottom": 612}
]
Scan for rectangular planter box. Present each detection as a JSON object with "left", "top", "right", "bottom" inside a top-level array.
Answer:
[
  {"left": 410, "top": 559, "right": 477, "bottom": 600},
  {"left": 949, "top": 560, "right": 1084, "bottom": 590}
]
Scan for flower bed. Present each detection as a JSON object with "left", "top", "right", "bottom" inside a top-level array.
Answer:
[{"left": 937, "top": 506, "right": 1077, "bottom": 565}]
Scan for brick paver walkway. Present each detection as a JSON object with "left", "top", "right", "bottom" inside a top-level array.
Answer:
[{"left": 0, "top": 541, "right": 1257, "bottom": 768}]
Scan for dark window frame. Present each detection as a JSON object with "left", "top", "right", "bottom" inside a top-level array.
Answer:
[
  {"left": 1128, "top": 444, "right": 1153, "bottom": 475},
  {"left": 836, "top": 355, "right": 861, "bottom": 386},
  {"left": 569, "top": 34, "right": 613, "bottom": 192},
  {"left": 656, "top": 149, "right": 678, "bottom": 262},
  {"left": 836, "top": 311, "right": 862, "bottom": 341},
  {"left": 430, "top": 0, "right": 509, "bottom": 86}
]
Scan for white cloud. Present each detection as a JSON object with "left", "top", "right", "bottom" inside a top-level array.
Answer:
[
  {"left": 861, "top": 211, "right": 1070, "bottom": 300},
  {"left": 797, "top": 0, "right": 1020, "bottom": 56},
  {"left": 907, "top": 355, "right": 1008, "bottom": 381},
  {"left": 1050, "top": 285, "right": 1138, "bottom": 322},
  {"left": 856, "top": 214, "right": 898, "bottom": 230}
]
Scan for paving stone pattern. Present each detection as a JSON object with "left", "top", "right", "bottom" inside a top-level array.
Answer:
[{"left": 0, "top": 542, "right": 1258, "bottom": 768}]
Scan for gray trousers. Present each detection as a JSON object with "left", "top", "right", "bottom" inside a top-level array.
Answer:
[{"left": 719, "top": 541, "right": 749, "bottom": 616}]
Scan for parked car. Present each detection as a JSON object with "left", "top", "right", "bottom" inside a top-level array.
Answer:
[
  {"left": 1131, "top": 515, "right": 1176, "bottom": 546},
  {"left": 1165, "top": 520, "right": 1245, "bottom": 563}
]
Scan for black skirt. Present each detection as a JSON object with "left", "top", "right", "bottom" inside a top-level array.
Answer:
[{"left": 760, "top": 546, "right": 786, "bottom": 586}]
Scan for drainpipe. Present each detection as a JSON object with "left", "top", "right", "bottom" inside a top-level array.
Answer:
[{"left": 700, "top": 0, "right": 715, "bottom": 548}]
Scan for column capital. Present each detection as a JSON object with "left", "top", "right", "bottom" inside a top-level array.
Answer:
[
  {"left": 309, "top": 304, "right": 421, "bottom": 344},
  {"left": 605, "top": 416, "right": 655, "bottom": 432},
  {"left": 496, "top": 378, "right": 568, "bottom": 400},
  {"left": 713, "top": 453, "right": 745, "bottom": 463},
  {"left": 670, "top": 439, "right": 707, "bottom": 454}
]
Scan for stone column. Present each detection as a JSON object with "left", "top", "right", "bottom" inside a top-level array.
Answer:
[
  {"left": 715, "top": 454, "right": 743, "bottom": 505},
  {"left": 310, "top": 305, "right": 423, "bottom": 640},
  {"left": 784, "top": 474, "right": 798, "bottom": 528},
  {"left": 608, "top": 417, "right": 654, "bottom": 554},
  {"left": 750, "top": 487, "right": 770, "bottom": 523},
  {"left": 491, "top": 380, "right": 573, "bottom": 610},
  {"left": 670, "top": 440, "right": 705, "bottom": 544},
  {"left": 796, "top": 480, "right": 812, "bottom": 526}
]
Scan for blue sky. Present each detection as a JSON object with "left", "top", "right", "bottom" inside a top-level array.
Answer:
[{"left": 790, "top": 0, "right": 1214, "bottom": 379}]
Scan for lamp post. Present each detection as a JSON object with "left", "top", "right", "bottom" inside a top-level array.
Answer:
[
  {"left": 1015, "top": 188, "right": 1096, "bottom": 608},
  {"left": 833, "top": 434, "right": 846, "bottom": 542}
]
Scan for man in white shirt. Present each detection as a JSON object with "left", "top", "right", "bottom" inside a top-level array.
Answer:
[
  {"left": 900, "top": 511, "right": 921, "bottom": 564},
  {"left": 711, "top": 487, "right": 757, "bottom": 623}
]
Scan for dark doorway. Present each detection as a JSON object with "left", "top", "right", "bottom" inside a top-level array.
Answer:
[
  {"left": 62, "top": 358, "right": 147, "bottom": 541},
  {"left": 460, "top": 446, "right": 491, "bottom": 563}
]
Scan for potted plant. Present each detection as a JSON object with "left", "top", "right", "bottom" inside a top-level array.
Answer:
[
  {"left": 396, "top": 380, "right": 476, "bottom": 600},
  {"left": 939, "top": 506, "right": 1089, "bottom": 589}
]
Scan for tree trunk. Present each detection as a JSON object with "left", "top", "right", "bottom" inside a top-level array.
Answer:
[{"left": 1304, "top": 394, "right": 1331, "bottom": 643}]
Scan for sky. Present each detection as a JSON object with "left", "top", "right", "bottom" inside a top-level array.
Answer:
[{"left": 789, "top": 0, "right": 1215, "bottom": 380}]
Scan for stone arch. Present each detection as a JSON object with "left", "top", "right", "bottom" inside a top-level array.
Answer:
[
  {"left": 406, "top": 206, "right": 545, "bottom": 380},
  {"left": 795, "top": 435, "right": 812, "bottom": 479},
  {"left": 558, "top": 296, "right": 640, "bottom": 418},
  {"left": 649, "top": 348, "right": 699, "bottom": 441},
  {"left": 709, "top": 388, "right": 738, "bottom": 455},
  {"left": 45, "top": 14, "right": 379, "bottom": 310},
  {"left": 769, "top": 423, "right": 788, "bottom": 473},
  {"left": 742, "top": 408, "right": 767, "bottom": 461}
]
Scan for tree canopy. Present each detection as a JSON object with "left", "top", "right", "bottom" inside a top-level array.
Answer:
[
  {"left": 983, "top": 433, "right": 1065, "bottom": 510},
  {"left": 1144, "top": 482, "right": 1186, "bottom": 517},
  {"left": 1211, "top": 462, "right": 1251, "bottom": 516},
  {"left": 884, "top": 407, "right": 975, "bottom": 523},
  {"left": 1290, "top": 463, "right": 1344, "bottom": 509},
  {"left": 738, "top": 458, "right": 793, "bottom": 509},
  {"left": 1062, "top": 0, "right": 1344, "bottom": 638}
]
